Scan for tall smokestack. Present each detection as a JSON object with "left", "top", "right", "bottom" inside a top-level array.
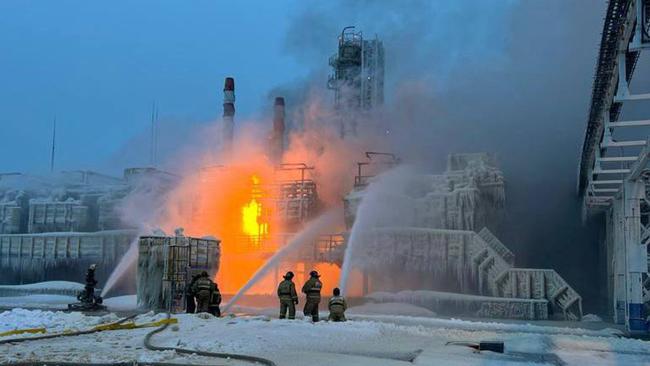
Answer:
[
  {"left": 271, "top": 97, "right": 286, "bottom": 163},
  {"left": 222, "top": 77, "right": 235, "bottom": 154}
]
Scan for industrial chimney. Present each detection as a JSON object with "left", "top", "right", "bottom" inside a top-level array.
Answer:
[
  {"left": 270, "top": 97, "right": 286, "bottom": 163},
  {"left": 222, "top": 77, "right": 236, "bottom": 153}
]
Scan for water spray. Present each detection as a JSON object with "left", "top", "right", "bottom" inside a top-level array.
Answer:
[{"left": 223, "top": 209, "right": 340, "bottom": 313}]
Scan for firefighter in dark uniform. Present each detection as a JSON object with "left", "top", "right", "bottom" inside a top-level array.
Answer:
[
  {"left": 277, "top": 271, "right": 298, "bottom": 319},
  {"left": 79, "top": 263, "right": 99, "bottom": 304},
  {"left": 191, "top": 271, "right": 213, "bottom": 313},
  {"left": 70, "top": 263, "right": 104, "bottom": 311},
  {"left": 208, "top": 281, "right": 222, "bottom": 317},
  {"left": 185, "top": 273, "right": 201, "bottom": 313},
  {"left": 301, "top": 270, "right": 323, "bottom": 322},
  {"left": 328, "top": 287, "right": 348, "bottom": 322}
]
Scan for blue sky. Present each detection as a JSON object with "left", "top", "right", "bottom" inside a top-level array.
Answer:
[
  {"left": 0, "top": 0, "right": 521, "bottom": 174},
  {"left": 0, "top": 0, "right": 308, "bottom": 173}
]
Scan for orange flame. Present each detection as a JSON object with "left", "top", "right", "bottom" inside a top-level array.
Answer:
[
  {"left": 241, "top": 175, "right": 269, "bottom": 246},
  {"left": 154, "top": 99, "right": 382, "bottom": 296}
]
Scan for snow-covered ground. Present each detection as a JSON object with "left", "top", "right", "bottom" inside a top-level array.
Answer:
[
  {"left": 348, "top": 302, "right": 437, "bottom": 317},
  {"left": 0, "top": 280, "right": 136, "bottom": 311},
  {"left": 0, "top": 294, "right": 76, "bottom": 310},
  {"left": 0, "top": 281, "right": 84, "bottom": 292},
  {"left": 1, "top": 306, "right": 649, "bottom": 365},
  {"left": 0, "top": 281, "right": 86, "bottom": 297},
  {"left": 0, "top": 293, "right": 135, "bottom": 311},
  {"left": 0, "top": 308, "right": 120, "bottom": 333}
]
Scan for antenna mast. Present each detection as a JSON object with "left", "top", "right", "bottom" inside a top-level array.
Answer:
[
  {"left": 150, "top": 101, "right": 156, "bottom": 167},
  {"left": 154, "top": 104, "right": 159, "bottom": 166},
  {"left": 50, "top": 117, "right": 56, "bottom": 172}
]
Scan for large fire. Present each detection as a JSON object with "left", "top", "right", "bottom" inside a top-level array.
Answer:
[
  {"left": 158, "top": 141, "right": 282, "bottom": 294},
  {"left": 155, "top": 99, "right": 379, "bottom": 297},
  {"left": 241, "top": 175, "right": 268, "bottom": 245}
]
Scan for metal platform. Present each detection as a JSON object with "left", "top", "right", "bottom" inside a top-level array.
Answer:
[{"left": 578, "top": 0, "right": 650, "bottom": 334}]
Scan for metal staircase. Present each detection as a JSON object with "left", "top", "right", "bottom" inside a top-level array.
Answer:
[
  {"left": 470, "top": 243, "right": 511, "bottom": 297},
  {"left": 470, "top": 230, "right": 582, "bottom": 320},
  {"left": 493, "top": 268, "right": 583, "bottom": 321},
  {"left": 477, "top": 228, "right": 515, "bottom": 265},
  {"left": 363, "top": 226, "right": 583, "bottom": 320}
]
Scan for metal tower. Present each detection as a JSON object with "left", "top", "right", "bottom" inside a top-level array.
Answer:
[
  {"left": 578, "top": 0, "right": 650, "bottom": 335},
  {"left": 328, "top": 26, "right": 385, "bottom": 137}
]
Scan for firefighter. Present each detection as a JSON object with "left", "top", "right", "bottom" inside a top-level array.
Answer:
[
  {"left": 191, "top": 271, "right": 213, "bottom": 313},
  {"left": 185, "top": 273, "right": 201, "bottom": 313},
  {"left": 277, "top": 271, "right": 298, "bottom": 319},
  {"left": 328, "top": 287, "right": 347, "bottom": 322},
  {"left": 301, "top": 270, "right": 322, "bottom": 322},
  {"left": 208, "top": 281, "right": 222, "bottom": 317},
  {"left": 70, "top": 263, "right": 104, "bottom": 311},
  {"left": 79, "top": 264, "right": 98, "bottom": 304}
]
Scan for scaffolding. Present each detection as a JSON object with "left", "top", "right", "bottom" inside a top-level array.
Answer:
[
  {"left": 354, "top": 152, "right": 400, "bottom": 189},
  {"left": 269, "top": 163, "right": 319, "bottom": 228},
  {"left": 138, "top": 235, "right": 220, "bottom": 312}
]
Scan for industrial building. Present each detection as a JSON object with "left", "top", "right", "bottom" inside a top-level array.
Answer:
[
  {"left": 0, "top": 26, "right": 584, "bottom": 325},
  {"left": 328, "top": 26, "right": 385, "bottom": 137},
  {"left": 137, "top": 234, "right": 220, "bottom": 311},
  {"left": 342, "top": 152, "right": 582, "bottom": 320},
  {"left": 577, "top": 0, "right": 650, "bottom": 335},
  {"left": 0, "top": 168, "right": 177, "bottom": 285}
]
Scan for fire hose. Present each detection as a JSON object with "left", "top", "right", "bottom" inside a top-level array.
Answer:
[
  {"left": 143, "top": 311, "right": 277, "bottom": 366},
  {"left": 0, "top": 312, "right": 277, "bottom": 366},
  {"left": 0, "top": 313, "right": 139, "bottom": 346}
]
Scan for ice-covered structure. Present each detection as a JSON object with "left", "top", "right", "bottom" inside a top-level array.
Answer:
[
  {"left": 136, "top": 234, "right": 220, "bottom": 311},
  {"left": 345, "top": 153, "right": 505, "bottom": 232},
  {"left": 345, "top": 153, "right": 583, "bottom": 320},
  {"left": 0, "top": 230, "right": 136, "bottom": 284},
  {"left": 0, "top": 169, "right": 177, "bottom": 285}
]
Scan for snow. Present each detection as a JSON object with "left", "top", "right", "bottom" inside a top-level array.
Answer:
[
  {"left": 582, "top": 314, "right": 604, "bottom": 322},
  {"left": 0, "top": 281, "right": 83, "bottom": 291},
  {"left": 348, "top": 302, "right": 437, "bottom": 317},
  {"left": 0, "top": 308, "right": 647, "bottom": 365},
  {"left": 0, "top": 308, "right": 120, "bottom": 335},
  {"left": 0, "top": 281, "right": 85, "bottom": 298},
  {"left": 0, "top": 293, "right": 139, "bottom": 311},
  {"left": 350, "top": 313, "right": 623, "bottom": 338},
  {"left": 103, "top": 295, "right": 138, "bottom": 311},
  {"left": 366, "top": 289, "right": 550, "bottom": 320},
  {"left": 0, "top": 294, "right": 75, "bottom": 310},
  {"left": 0, "top": 280, "right": 136, "bottom": 312}
]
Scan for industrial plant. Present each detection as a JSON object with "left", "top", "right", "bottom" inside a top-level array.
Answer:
[
  {"left": 0, "top": 25, "right": 584, "bottom": 323},
  {"left": 1, "top": 2, "right": 650, "bottom": 365}
]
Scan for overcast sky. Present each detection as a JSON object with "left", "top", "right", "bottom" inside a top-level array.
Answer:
[{"left": 0, "top": 0, "right": 309, "bottom": 173}]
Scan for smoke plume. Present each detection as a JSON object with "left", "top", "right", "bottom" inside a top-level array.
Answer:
[{"left": 280, "top": 0, "right": 609, "bottom": 312}]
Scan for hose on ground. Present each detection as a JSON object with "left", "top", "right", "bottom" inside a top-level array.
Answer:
[
  {"left": 143, "top": 311, "right": 277, "bottom": 366},
  {"left": 0, "top": 313, "right": 138, "bottom": 345},
  {"left": 0, "top": 310, "right": 275, "bottom": 365}
]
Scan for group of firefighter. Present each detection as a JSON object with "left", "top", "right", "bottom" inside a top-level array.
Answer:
[
  {"left": 185, "top": 270, "right": 348, "bottom": 322},
  {"left": 185, "top": 271, "right": 222, "bottom": 316}
]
